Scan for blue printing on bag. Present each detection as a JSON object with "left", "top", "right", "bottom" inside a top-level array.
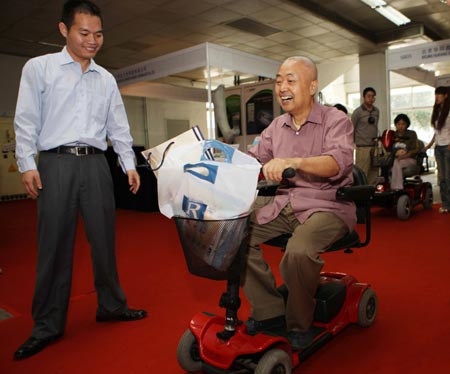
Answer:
[
  {"left": 200, "top": 140, "right": 235, "bottom": 163},
  {"left": 182, "top": 196, "right": 207, "bottom": 220},
  {"left": 184, "top": 162, "right": 218, "bottom": 184}
]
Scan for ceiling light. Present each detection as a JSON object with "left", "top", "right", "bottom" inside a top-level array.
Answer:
[
  {"left": 360, "top": 0, "right": 386, "bottom": 7},
  {"left": 375, "top": 6, "right": 411, "bottom": 26},
  {"left": 360, "top": 0, "right": 411, "bottom": 26}
]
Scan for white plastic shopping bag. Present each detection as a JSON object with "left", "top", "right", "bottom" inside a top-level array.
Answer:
[
  {"left": 156, "top": 140, "right": 261, "bottom": 220},
  {"left": 141, "top": 126, "right": 211, "bottom": 177},
  {"left": 156, "top": 141, "right": 206, "bottom": 218}
]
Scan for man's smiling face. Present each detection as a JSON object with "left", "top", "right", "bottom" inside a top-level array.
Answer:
[
  {"left": 59, "top": 12, "right": 104, "bottom": 66},
  {"left": 275, "top": 59, "right": 317, "bottom": 117}
]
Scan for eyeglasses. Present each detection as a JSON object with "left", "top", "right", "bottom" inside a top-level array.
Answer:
[{"left": 368, "top": 116, "right": 375, "bottom": 124}]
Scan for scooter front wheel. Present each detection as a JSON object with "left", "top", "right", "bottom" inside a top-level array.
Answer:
[
  {"left": 177, "top": 329, "right": 202, "bottom": 373},
  {"left": 357, "top": 288, "right": 378, "bottom": 327},
  {"left": 397, "top": 194, "right": 411, "bottom": 220},
  {"left": 254, "top": 348, "right": 292, "bottom": 374}
]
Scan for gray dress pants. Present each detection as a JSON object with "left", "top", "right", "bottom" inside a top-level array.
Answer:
[
  {"left": 32, "top": 151, "right": 127, "bottom": 339},
  {"left": 242, "top": 195, "right": 348, "bottom": 332}
]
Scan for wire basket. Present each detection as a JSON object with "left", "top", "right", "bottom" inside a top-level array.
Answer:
[{"left": 174, "top": 215, "right": 250, "bottom": 280}]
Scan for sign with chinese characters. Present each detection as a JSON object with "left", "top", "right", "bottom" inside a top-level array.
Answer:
[
  {"left": 436, "top": 74, "right": 450, "bottom": 86},
  {"left": 387, "top": 38, "right": 450, "bottom": 70}
]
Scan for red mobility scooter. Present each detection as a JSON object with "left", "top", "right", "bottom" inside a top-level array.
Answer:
[
  {"left": 174, "top": 166, "right": 377, "bottom": 373},
  {"left": 372, "top": 130, "right": 433, "bottom": 220}
]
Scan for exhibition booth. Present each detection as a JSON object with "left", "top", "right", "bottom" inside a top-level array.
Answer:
[{"left": 113, "top": 42, "right": 282, "bottom": 152}]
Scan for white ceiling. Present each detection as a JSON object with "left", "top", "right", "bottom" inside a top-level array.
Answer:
[{"left": 1, "top": 0, "right": 450, "bottom": 83}]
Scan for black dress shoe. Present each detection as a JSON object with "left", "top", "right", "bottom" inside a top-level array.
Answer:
[
  {"left": 14, "top": 335, "right": 61, "bottom": 360},
  {"left": 245, "top": 315, "right": 286, "bottom": 336},
  {"left": 96, "top": 308, "right": 147, "bottom": 322},
  {"left": 288, "top": 329, "right": 316, "bottom": 350}
]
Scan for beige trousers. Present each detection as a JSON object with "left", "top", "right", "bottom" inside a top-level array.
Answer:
[
  {"left": 355, "top": 146, "right": 379, "bottom": 184},
  {"left": 242, "top": 196, "right": 348, "bottom": 332}
]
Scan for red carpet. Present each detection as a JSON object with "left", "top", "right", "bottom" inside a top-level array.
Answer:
[{"left": 1, "top": 199, "right": 450, "bottom": 373}]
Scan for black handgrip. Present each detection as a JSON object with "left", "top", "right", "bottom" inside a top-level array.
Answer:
[{"left": 282, "top": 168, "right": 295, "bottom": 178}]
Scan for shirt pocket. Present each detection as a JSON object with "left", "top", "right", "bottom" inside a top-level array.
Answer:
[
  {"left": 91, "top": 94, "right": 108, "bottom": 123},
  {"left": 86, "top": 76, "right": 110, "bottom": 124}
]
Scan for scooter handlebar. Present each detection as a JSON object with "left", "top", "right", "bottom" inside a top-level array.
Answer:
[{"left": 282, "top": 168, "right": 295, "bottom": 179}]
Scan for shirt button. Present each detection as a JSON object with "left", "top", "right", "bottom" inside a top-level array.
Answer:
[{"left": 296, "top": 132, "right": 299, "bottom": 135}]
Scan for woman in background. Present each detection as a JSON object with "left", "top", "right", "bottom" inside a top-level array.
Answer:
[
  {"left": 390, "top": 114, "right": 419, "bottom": 190},
  {"left": 423, "top": 86, "right": 450, "bottom": 213}
]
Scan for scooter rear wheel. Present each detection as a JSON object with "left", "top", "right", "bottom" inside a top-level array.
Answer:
[
  {"left": 177, "top": 329, "right": 202, "bottom": 373},
  {"left": 254, "top": 348, "right": 292, "bottom": 374},
  {"left": 423, "top": 185, "right": 433, "bottom": 210}
]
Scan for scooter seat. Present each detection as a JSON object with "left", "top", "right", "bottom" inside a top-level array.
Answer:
[{"left": 264, "top": 230, "right": 361, "bottom": 254}]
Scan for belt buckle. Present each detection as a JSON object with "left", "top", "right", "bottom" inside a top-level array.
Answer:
[{"left": 75, "top": 146, "right": 88, "bottom": 156}]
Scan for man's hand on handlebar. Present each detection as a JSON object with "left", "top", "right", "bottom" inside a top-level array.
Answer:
[{"left": 262, "top": 158, "right": 296, "bottom": 182}]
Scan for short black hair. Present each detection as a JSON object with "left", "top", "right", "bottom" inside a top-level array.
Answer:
[
  {"left": 334, "top": 103, "right": 348, "bottom": 114},
  {"left": 363, "top": 87, "right": 376, "bottom": 97},
  {"left": 394, "top": 113, "right": 411, "bottom": 128},
  {"left": 61, "top": 0, "right": 103, "bottom": 29},
  {"left": 435, "top": 86, "right": 449, "bottom": 95}
]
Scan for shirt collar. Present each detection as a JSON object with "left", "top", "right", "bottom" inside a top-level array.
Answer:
[
  {"left": 59, "top": 46, "right": 100, "bottom": 73},
  {"left": 361, "top": 104, "right": 375, "bottom": 112},
  {"left": 282, "top": 101, "right": 322, "bottom": 129},
  {"left": 308, "top": 101, "right": 322, "bottom": 125}
]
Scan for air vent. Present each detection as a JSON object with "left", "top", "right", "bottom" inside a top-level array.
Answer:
[{"left": 225, "top": 18, "right": 281, "bottom": 37}]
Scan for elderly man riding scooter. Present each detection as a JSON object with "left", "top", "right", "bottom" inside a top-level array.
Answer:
[{"left": 242, "top": 56, "right": 356, "bottom": 350}]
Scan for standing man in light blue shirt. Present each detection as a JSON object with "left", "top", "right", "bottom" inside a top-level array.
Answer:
[{"left": 13, "top": 0, "right": 147, "bottom": 360}]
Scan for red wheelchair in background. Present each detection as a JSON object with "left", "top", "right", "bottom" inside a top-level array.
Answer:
[{"left": 371, "top": 129, "right": 433, "bottom": 220}]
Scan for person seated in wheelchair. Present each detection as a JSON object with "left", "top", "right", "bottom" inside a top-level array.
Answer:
[
  {"left": 389, "top": 114, "right": 419, "bottom": 190},
  {"left": 242, "top": 56, "right": 356, "bottom": 351}
]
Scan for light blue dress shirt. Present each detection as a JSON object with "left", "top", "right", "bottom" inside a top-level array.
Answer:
[{"left": 14, "top": 47, "right": 136, "bottom": 173}]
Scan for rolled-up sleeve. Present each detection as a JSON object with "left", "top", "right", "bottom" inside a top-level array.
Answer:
[
  {"left": 322, "top": 111, "right": 354, "bottom": 182},
  {"left": 248, "top": 126, "right": 273, "bottom": 164}
]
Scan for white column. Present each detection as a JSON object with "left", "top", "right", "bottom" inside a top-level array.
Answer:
[{"left": 359, "top": 53, "right": 390, "bottom": 132}]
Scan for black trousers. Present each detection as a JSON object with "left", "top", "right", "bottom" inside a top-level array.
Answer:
[{"left": 32, "top": 152, "right": 127, "bottom": 339}]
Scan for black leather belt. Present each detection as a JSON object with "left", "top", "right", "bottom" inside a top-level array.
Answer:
[{"left": 45, "top": 146, "right": 104, "bottom": 156}]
